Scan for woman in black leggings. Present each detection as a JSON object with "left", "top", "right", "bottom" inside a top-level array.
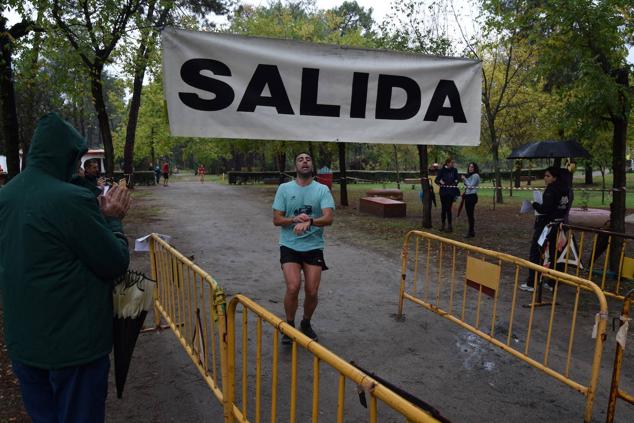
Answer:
[
  {"left": 461, "top": 162, "right": 480, "bottom": 238},
  {"left": 435, "top": 158, "right": 459, "bottom": 232}
]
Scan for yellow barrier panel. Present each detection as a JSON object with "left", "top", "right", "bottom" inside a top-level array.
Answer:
[
  {"left": 397, "top": 230, "right": 608, "bottom": 423},
  {"left": 226, "top": 294, "right": 442, "bottom": 423},
  {"left": 149, "top": 234, "right": 443, "bottom": 422},
  {"left": 550, "top": 223, "right": 634, "bottom": 301},
  {"left": 606, "top": 289, "right": 634, "bottom": 423},
  {"left": 149, "top": 234, "right": 244, "bottom": 422}
]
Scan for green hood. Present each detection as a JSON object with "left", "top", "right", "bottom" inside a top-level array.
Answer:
[{"left": 27, "top": 112, "right": 87, "bottom": 182}]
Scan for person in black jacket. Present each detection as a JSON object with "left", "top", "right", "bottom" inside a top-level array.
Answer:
[
  {"left": 520, "top": 166, "right": 570, "bottom": 292},
  {"left": 435, "top": 158, "right": 460, "bottom": 232}
]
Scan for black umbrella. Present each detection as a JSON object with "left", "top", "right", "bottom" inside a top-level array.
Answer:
[
  {"left": 507, "top": 140, "right": 590, "bottom": 159},
  {"left": 112, "top": 270, "right": 155, "bottom": 399}
]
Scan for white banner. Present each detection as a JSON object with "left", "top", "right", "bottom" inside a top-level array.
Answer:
[{"left": 162, "top": 28, "right": 482, "bottom": 145}]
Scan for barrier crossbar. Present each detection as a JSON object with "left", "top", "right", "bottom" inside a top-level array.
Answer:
[
  {"left": 149, "top": 234, "right": 442, "bottom": 422},
  {"left": 226, "top": 294, "right": 441, "bottom": 423},
  {"left": 397, "top": 230, "right": 608, "bottom": 423}
]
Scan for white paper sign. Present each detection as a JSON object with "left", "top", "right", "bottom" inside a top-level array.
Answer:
[
  {"left": 134, "top": 233, "right": 172, "bottom": 252},
  {"left": 162, "top": 28, "right": 482, "bottom": 145},
  {"left": 520, "top": 200, "right": 533, "bottom": 214}
]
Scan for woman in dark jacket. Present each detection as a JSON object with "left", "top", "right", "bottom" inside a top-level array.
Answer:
[
  {"left": 435, "top": 158, "right": 459, "bottom": 232},
  {"left": 520, "top": 166, "right": 570, "bottom": 292}
]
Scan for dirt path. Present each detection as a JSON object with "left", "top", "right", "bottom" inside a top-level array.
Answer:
[{"left": 106, "top": 179, "right": 633, "bottom": 423}]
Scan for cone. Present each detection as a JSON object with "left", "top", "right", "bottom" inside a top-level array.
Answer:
[{"left": 113, "top": 310, "right": 148, "bottom": 398}]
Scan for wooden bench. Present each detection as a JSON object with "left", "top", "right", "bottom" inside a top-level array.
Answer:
[
  {"left": 359, "top": 196, "right": 406, "bottom": 218},
  {"left": 365, "top": 188, "right": 404, "bottom": 201}
]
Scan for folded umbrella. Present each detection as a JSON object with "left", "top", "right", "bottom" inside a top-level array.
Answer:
[{"left": 112, "top": 270, "right": 155, "bottom": 399}]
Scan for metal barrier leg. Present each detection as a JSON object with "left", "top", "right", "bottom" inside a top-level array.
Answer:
[{"left": 606, "top": 293, "right": 633, "bottom": 423}]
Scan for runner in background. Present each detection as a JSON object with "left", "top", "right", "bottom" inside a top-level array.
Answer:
[{"left": 197, "top": 164, "right": 206, "bottom": 183}]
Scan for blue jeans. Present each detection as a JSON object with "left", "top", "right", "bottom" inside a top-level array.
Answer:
[{"left": 11, "top": 355, "right": 110, "bottom": 423}]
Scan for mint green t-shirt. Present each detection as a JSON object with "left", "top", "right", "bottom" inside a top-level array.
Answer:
[{"left": 272, "top": 180, "right": 335, "bottom": 251}]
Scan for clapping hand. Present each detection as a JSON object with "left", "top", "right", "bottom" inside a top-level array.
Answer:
[{"left": 99, "top": 185, "right": 131, "bottom": 219}]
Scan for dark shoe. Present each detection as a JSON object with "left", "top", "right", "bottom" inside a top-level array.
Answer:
[
  {"left": 447, "top": 226, "right": 453, "bottom": 233},
  {"left": 300, "top": 320, "right": 318, "bottom": 341},
  {"left": 282, "top": 333, "right": 292, "bottom": 345},
  {"left": 282, "top": 320, "right": 295, "bottom": 345}
]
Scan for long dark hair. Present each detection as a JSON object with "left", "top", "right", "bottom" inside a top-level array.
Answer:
[{"left": 467, "top": 162, "right": 479, "bottom": 176}]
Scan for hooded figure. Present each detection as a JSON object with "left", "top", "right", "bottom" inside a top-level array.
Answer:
[{"left": 0, "top": 113, "right": 130, "bottom": 422}]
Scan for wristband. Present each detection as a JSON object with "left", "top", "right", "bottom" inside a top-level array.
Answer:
[{"left": 310, "top": 218, "right": 314, "bottom": 226}]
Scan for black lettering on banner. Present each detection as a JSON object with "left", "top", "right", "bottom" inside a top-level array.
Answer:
[
  {"left": 375, "top": 75, "right": 421, "bottom": 120},
  {"left": 300, "top": 68, "right": 341, "bottom": 117},
  {"left": 237, "top": 64, "right": 294, "bottom": 114},
  {"left": 423, "top": 80, "right": 467, "bottom": 123},
  {"left": 179, "top": 59, "right": 234, "bottom": 111},
  {"left": 350, "top": 72, "right": 369, "bottom": 118}
]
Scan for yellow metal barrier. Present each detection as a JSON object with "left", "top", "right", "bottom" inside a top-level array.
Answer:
[
  {"left": 149, "top": 234, "right": 240, "bottom": 421},
  {"left": 551, "top": 223, "right": 634, "bottom": 301},
  {"left": 226, "top": 294, "right": 441, "bottom": 423},
  {"left": 149, "top": 234, "right": 442, "bottom": 422},
  {"left": 606, "top": 289, "right": 634, "bottom": 423},
  {"left": 397, "top": 230, "right": 608, "bottom": 423}
]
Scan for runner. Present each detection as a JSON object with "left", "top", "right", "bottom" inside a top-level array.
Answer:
[
  {"left": 272, "top": 152, "right": 335, "bottom": 344},
  {"left": 197, "top": 164, "right": 206, "bottom": 183}
]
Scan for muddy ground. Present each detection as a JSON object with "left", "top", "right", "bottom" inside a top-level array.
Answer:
[{"left": 2, "top": 177, "right": 634, "bottom": 422}]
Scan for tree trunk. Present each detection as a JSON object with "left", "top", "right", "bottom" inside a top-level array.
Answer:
[
  {"left": 338, "top": 143, "right": 348, "bottom": 206},
  {"left": 0, "top": 27, "right": 21, "bottom": 180},
  {"left": 417, "top": 145, "right": 432, "bottom": 228},
  {"left": 393, "top": 145, "right": 400, "bottom": 190},
  {"left": 610, "top": 115, "right": 627, "bottom": 235},
  {"left": 123, "top": 58, "right": 146, "bottom": 179},
  {"left": 89, "top": 66, "right": 115, "bottom": 177},
  {"left": 492, "top": 142, "right": 503, "bottom": 204},
  {"left": 585, "top": 163, "right": 593, "bottom": 184}
]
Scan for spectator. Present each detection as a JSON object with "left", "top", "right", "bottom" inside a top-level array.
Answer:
[
  {"left": 520, "top": 166, "right": 570, "bottom": 292},
  {"left": 461, "top": 162, "right": 480, "bottom": 238},
  {"left": 435, "top": 158, "right": 460, "bottom": 232},
  {"left": 154, "top": 164, "right": 161, "bottom": 185},
  {"left": 0, "top": 112, "right": 131, "bottom": 422}
]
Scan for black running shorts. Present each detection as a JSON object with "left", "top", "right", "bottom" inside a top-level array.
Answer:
[{"left": 280, "top": 246, "right": 328, "bottom": 270}]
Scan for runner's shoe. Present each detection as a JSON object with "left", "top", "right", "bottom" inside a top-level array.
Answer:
[
  {"left": 300, "top": 320, "right": 318, "bottom": 342},
  {"left": 282, "top": 333, "right": 292, "bottom": 345},
  {"left": 519, "top": 283, "right": 534, "bottom": 292}
]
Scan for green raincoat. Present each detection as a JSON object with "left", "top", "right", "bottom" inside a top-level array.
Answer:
[{"left": 0, "top": 113, "right": 129, "bottom": 369}]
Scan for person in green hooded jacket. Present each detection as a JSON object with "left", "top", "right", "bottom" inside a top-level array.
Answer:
[{"left": 0, "top": 113, "right": 131, "bottom": 422}]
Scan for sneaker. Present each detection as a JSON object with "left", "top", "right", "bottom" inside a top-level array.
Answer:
[
  {"left": 282, "top": 333, "right": 292, "bottom": 345},
  {"left": 519, "top": 283, "right": 534, "bottom": 292},
  {"left": 542, "top": 283, "right": 554, "bottom": 292},
  {"left": 300, "top": 320, "right": 318, "bottom": 342}
]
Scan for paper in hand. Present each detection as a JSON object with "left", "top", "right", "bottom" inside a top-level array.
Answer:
[
  {"left": 520, "top": 200, "right": 533, "bottom": 214},
  {"left": 532, "top": 190, "right": 543, "bottom": 204}
]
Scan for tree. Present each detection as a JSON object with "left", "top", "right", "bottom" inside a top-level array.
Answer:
[
  {"left": 0, "top": 3, "right": 43, "bottom": 180},
  {"left": 121, "top": 0, "right": 228, "bottom": 180},
  {"left": 377, "top": 0, "right": 454, "bottom": 227},
  {"left": 52, "top": 0, "right": 143, "bottom": 176},
  {"left": 483, "top": 0, "right": 633, "bottom": 234}
]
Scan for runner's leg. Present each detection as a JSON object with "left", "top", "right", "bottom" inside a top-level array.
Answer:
[
  {"left": 302, "top": 263, "right": 322, "bottom": 320},
  {"left": 282, "top": 262, "right": 302, "bottom": 321}
]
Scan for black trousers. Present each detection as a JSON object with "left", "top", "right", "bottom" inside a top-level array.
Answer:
[
  {"left": 439, "top": 195, "right": 455, "bottom": 226},
  {"left": 464, "top": 194, "right": 478, "bottom": 235},
  {"left": 527, "top": 218, "right": 558, "bottom": 286}
]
